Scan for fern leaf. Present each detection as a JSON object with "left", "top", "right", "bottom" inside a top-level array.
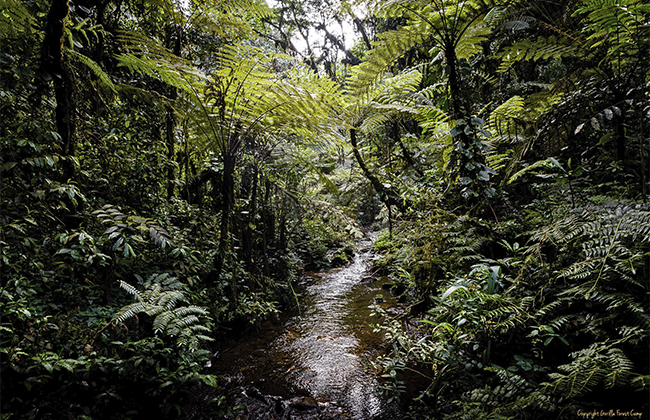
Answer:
[
  {"left": 118, "top": 280, "right": 141, "bottom": 300},
  {"left": 69, "top": 50, "right": 117, "bottom": 94},
  {"left": 346, "top": 24, "right": 424, "bottom": 95},
  {"left": 0, "top": 0, "right": 38, "bottom": 37},
  {"left": 113, "top": 275, "right": 212, "bottom": 349},
  {"left": 497, "top": 36, "right": 580, "bottom": 73}
]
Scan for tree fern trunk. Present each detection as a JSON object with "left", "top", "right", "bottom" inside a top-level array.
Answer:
[
  {"left": 261, "top": 178, "right": 272, "bottom": 276},
  {"left": 243, "top": 164, "right": 258, "bottom": 271},
  {"left": 616, "top": 113, "right": 626, "bottom": 162},
  {"left": 214, "top": 152, "right": 236, "bottom": 303},
  {"left": 444, "top": 41, "right": 463, "bottom": 120}
]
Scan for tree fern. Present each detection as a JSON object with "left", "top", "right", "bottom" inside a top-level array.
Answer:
[
  {"left": 357, "top": 69, "right": 426, "bottom": 133},
  {"left": 345, "top": 24, "right": 425, "bottom": 95},
  {"left": 114, "top": 274, "right": 213, "bottom": 350}
]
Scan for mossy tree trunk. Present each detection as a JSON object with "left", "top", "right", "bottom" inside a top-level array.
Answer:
[
  {"left": 165, "top": 24, "right": 182, "bottom": 200},
  {"left": 43, "top": 0, "right": 75, "bottom": 179}
]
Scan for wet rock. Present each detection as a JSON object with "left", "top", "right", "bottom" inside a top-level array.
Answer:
[
  {"left": 272, "top": 396, "right": 284, "bottom": 413},
  {"left": 391, "top": 282, "right": 407, "bottom": 296},
  {"left": 288, "top": 396, "right": 319, "bottom": 410},
  {"left": 246, "top": 386, "right": 267, "bottom": 404},
  {"left": 361, "top": 275, "right": 374, "bottom": 284},
  {"left": 328, "top": 246, "right": 356, "bottom": 267}
]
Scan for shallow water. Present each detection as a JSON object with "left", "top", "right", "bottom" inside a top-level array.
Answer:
[{"left": 212, "top": 239, "right": 402, "bottom": 419}]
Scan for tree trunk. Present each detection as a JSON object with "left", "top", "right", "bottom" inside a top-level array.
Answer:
[
  {"left": 165, "top": 25, "right": 182, "bottom": 200},
  {"left": 214, "top": 151, "right": 236, "bottom": 303},
  {"left": 392, "top": 119, "right": 424, "bottom": 177},
  {"left": 352, "top": 17, "right": 372, "bottom": 51},
  {"left": 616, "top": 114, "right": 626, "bottom": 162},
  {"left": 43, "top": 0, "right": 75, "bottom": 179},
  {"left": 261, "top": 178, "right": 272, "bottom": 276},
  {"left": 444, "top": 41, "right": 463, "bottom": 120},
  {"left": 242, "top": 165, "right": 258, "bottom": 271},
  {"left": 165, "top": 107, "right": 176, "bottom": 199},
  {"left": 350, "top": 128, "right": 408, "bottom": 212},
  {"left": 278, "top": 201, "right": 287, "bottom": 251}
]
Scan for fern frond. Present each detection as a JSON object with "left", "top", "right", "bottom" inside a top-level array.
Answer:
[
  {"left": 118, "top": 280, "right": 142, "bottom": 300},
  {"left": 189, "top": 0, "right": 272, "bottom": 38},
  {"left": 497, "top": 36, "right": 581, "bottom": 73},
  {"left": 115, "top": 302, "right": 150, "bottom": 323},
  {"left": 455, "top": 19, "right": 491, "bottom": 60},
  {"left": 113, "top": 275, "right": 212, "bottom": 349},
  {"left": 558, "top": 204, "right": 650, "bottom": 288},
  {"left": 0, "top": 0, "right": 38, "bottom": 37},
  {"left": 346, "top": 24, "right": 425, "bottom": 96},
  {"left": 69, "top": 49, "right": 117, "bottom": 92},
  {"left": 486, "top": 95, "right": 525, "bottom": 137},
  {"left": 574, "top": 0, "right": 650, "bottom": 58},
  {"left": 115, "top": 31, "right": 205, "bottom": 93},
  {"left": 545, "top": 343, "right": 643, "bottom": 398}
]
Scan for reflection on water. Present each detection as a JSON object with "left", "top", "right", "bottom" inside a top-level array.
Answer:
[{"left": 212, "top": 239, "right": 401, "bottom": 419}]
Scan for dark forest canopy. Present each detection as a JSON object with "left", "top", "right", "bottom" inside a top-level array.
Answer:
[{"left": 1, "top": 0, "right": 649, "bottom": 418}]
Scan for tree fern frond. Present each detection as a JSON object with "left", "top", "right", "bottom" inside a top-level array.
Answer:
[
  {"left": 68, "top": 50, "right": 117, "bottom": 93},
  {"left": 484, "top": 2, "right": 533, "bottom": 28},
  {"left": 189, "top": 0, "right": 272, "bottom": 38},
  {"left": 115, "top": 31, "right": 205, "bottom": 93},
  {"left": 574, "top": 0, "right": 650, "bottom": 58},
  {"left": 486, "top": 95, "right": 525, "bottom": 136},
  {"left": 346, "top": 24, "right": 425, "bottom": 96},
  {"left": 496, "top": 36, "right": 581, "bottom": 73},
  {"left": 454, "top": 19, "right": 491, "bottom": 60}
]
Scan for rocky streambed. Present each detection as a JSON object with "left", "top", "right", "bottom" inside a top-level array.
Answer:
[{"left": 209, "top": 238, "right": 404, "bottom": 419}]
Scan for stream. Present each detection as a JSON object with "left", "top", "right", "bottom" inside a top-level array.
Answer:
[{"left": 210, "top": 237, "right": 403, "bottom": 419}]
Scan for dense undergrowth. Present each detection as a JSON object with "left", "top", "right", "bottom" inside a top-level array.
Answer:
[
  {"left": 1, "top": 163, "right": 366, "bottom": 419},
  {"left": 371, "top": 184, "right": 650, "bottom": 419}
]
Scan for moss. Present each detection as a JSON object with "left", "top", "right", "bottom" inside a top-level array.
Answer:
[{"left": 329, "top": 247, "right": 352, "bottom": 266}]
